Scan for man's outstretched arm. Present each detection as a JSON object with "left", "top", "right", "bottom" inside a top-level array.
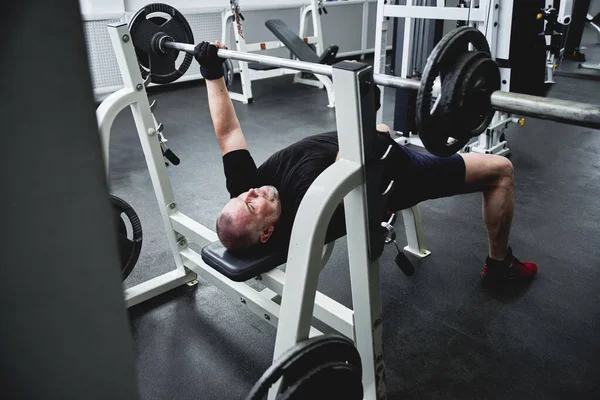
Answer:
[
  {"left": 205, "top": 77, "right": 247, "bottom": 155},
  {"left": 195, "top": 41, "right": 247, "bottom": 155}
]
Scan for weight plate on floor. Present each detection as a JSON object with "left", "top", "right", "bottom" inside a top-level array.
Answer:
[
  {"left": 245, "top": 335, "right": 363, "bottom": 400},
  {"left": 278, "top": 362, "right": 363, "bottom": 400},
  {"left": 111, "top": 195, "right": 143, "bottom": 281},
  {"left": 128, "top": 3, "right": 194, "bottom": 84}
]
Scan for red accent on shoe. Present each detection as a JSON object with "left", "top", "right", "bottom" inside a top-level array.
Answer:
[{"left": 482, "top": 254, "right": 538, "bottom": 282}]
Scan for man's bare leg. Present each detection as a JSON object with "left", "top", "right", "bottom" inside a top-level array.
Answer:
[
  {"left": 459, "top": 153, "right": 514, "bottom": 261},
  {"left": 374, "top": 123, "right": 514, "bottom": 259}
]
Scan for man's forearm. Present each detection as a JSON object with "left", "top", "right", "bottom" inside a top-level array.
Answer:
[{"left": 206, "top": 78, "right": 241, "bottom": 139}]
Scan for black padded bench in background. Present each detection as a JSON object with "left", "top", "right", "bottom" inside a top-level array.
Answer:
[{"left": 246, "top": 19, "right": 338, "bottom": 71}]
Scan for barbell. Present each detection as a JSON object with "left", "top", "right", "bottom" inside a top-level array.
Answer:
[{"left": 129, "top": 3, "right": 600, "bottom": 157}]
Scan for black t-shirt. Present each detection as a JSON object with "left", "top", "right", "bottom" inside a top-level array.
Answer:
[
  {"left": 222, "top": 131, "right": 346, "bottom": 251},
  {"left": 222, "top": 129, "right": 400, "bottom": 252}
]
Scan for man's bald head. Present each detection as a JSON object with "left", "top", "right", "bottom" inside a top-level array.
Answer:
[{"left": 216, "top": 186, "right": 282, "bottom": 252}]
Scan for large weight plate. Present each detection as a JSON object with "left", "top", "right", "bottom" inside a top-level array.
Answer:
[
  {"left": 245, "top": 335, "right": 363, "bottom": 400},
  {"left": 416, "top": 27, "right": 494, "bottom": 156},
  {"left": 111, "top": 195, "right": 143, "bottom": 281},
  {"left": 457, "top": 57, "right": 501, "bottom": 135},
  {"left": 278, "top": 362, "right": 363, "bottom": 400},
  {"left": 437, "top": 51, "right": 490, "bottom": 140},
  {"left": 129, "top": 3, "right": 194, "bottom": 84}
]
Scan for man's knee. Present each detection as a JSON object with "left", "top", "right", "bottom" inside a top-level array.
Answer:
[
  {"left": 493, "top": 156, "right": 514, "bottom": 185},
  {"left": 376, "top": 123, "right": 392, "bottom": 135},
  {"left": 461, "top": 153, "right": 513, "bottom": 190},
  {"left": 493, "top": 156, "right": 515, "bottom": 179}
]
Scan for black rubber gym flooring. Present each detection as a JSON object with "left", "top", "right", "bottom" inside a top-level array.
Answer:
[{"left": 112, "top": 31, "right": 600, "bottom": 400}]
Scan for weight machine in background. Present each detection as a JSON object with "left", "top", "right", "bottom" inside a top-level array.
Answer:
[
  {"left": 588, "top": 5, "right": 600, "bottom": 39},
  {"left": 538, "top": 0, "right": 574, "bottom": 84},
  {"left": 559, "top": 0, "right": 600, "bottom": 72},
  {"left": 581, "top": 11, "right": 600, "bottom": 70},
  {"left": 223, "top": 0, "right": 335, "bottom": 106},
  {"left": 374, "top": 0, "right": 575, "bottom": 157}
]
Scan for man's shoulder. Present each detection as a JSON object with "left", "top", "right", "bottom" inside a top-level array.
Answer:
[{"left": 222, "top": 149, "right": 258, "bottom": 198}]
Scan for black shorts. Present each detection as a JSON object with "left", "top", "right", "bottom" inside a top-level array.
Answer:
[{"left": 377, "top": 134, "right": 466, "bottom": 211}]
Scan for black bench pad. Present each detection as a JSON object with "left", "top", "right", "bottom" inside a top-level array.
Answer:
[
  {"left": 201, "top": 241, "right": 288, "bottom": 282},
  {"left": 265, "top": 19, "right": 321, "bottom": 63}
]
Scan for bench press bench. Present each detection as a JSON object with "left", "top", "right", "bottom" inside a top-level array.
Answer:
[
  {"left": 201, "top": 137, "right": 402, "bottom": 283},
  {"left": 264, "top": 19, "right": 339, "bottom": 67},
  {"left": 245, "top": 19, "right": 337, "bottom": 71},
  {"left": 243, "top": 18, "right": 339, "bottom": 107},
  {"left": 201, "top": 204, "right": 417, "bottom": 283}
]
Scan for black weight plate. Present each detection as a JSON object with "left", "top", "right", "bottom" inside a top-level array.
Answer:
[
  {"left": 278, "top": 362, "right": 363, "bottom": 400},
  {"left": 223, "top": 58, "right": 234, "bottom": 89},
  {"left": 129, "top": 3, "right": 194, "bottom": 84},
  {"left": 245, "top": 335, "right": 361, "bottom": 400},
  {"left": 110, "top": 195, "right": 143, "bottom": 281},
  {"left": 416, "top": 27, "right": 492, "bottom": 156},
  {"left": 437, "top": 51, "right": 490, "bottom": 139},
  {"left": 457, "top": 57, "right": 501, "bottom": 135},
  {"left": 395, "top": 251, "right": 415, "bottom": 276},
  {"left": 278, "top": 339, "right": 362, "bottom": 395}
]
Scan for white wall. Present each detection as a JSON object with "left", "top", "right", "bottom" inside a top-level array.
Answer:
[
  {"left": 123, "top": 0, "right": 228, "bottom": 12},
  {"left": 79, "top": 0, "right": 316, "bottom": 14},
  {"left": 123, "top": 0, "right": 312, "bottom": 10},
  {"left": 79, "top": 0, "right": 124, "bottom": 15}
]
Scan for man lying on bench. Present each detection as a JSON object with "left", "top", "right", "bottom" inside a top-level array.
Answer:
[{"left": 194, "top": 41, "right": 538, "bottom": 284}]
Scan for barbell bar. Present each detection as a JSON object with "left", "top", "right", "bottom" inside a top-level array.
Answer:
[
  {"left": 130, "top": 2, "right": 599, "bottom": 156},
  {"left": 163, "top": 40, "right": 600, "bottom": 132},
  {"left": 164, "top": 42, "right": 334, "bottom": 78},
  {"left": 490, "top": 91, "right": 599, "bottom": 130}
]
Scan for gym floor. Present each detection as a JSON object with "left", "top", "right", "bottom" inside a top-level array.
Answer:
[{"left": 112, "top": 28, "right": 600, "bottom": 400}]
